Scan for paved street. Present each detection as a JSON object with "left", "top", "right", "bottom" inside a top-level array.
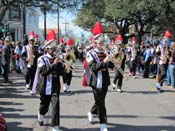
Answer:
[{"left": 0, "top": 62, "right": 175, "bottom": 131}]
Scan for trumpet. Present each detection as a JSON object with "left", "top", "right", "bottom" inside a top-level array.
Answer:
[
  {"left": 53, "top": 52, "right": 75, "bottom": 72},
  {"left": 104, "top": 46, "right": 129, "bottom": 80}
]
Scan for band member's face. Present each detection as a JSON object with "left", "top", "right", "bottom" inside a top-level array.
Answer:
[
  {"left": 116, "top": 44, "right": 121, "bottom": 48},
  {"left": 92, "top": 42, "right": 97, "bottom": 48},
  {"left": 96, "top": 43, "right": 104, "bottom": 50},
  {"left": 47, "top": 47, "right": 55, "bottom": 55},
  {"left": 29, "top": 40, "right": 34, "bottom": 45},
  {"left": 162, "top": 39, "right": 167, "bottom": 48}
]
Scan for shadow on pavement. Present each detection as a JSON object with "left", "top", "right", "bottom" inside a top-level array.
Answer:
[
  {"left": 7, "top": 122, "right": 32, "bottom": 131},
  {"left": 59, "top": 123, "right": 175, "bottom": 131}
]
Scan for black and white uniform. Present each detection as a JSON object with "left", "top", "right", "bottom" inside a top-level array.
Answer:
[
  {"left": 86, "top": 48, "right": 110, "bottom": 124},
  {"left": 37, "top": 53, "right": 63, "bottom": 127}
]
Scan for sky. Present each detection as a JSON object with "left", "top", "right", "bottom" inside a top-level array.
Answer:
[{"left": 39, "top": 11, "right": 91, "bottom": 38}]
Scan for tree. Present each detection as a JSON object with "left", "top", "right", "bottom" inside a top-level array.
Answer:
[
  {"left": 75, "top": 0, "right": 175, "bottom": 44},
  {"left": 0, "top": 0, "right": 84, "bottom": 25}
]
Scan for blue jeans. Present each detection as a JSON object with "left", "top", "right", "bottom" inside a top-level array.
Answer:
[{"left": 167, "top": 64, "right": 175, "bottom": 87}]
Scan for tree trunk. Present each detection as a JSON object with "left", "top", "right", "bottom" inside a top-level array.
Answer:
[{"left": 0, "top": 6, "right": 7, "bottom": 25}]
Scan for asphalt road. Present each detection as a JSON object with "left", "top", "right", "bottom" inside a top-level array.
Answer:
[{"left": 0, "top": 63, "right": 175, "bottom": 131}]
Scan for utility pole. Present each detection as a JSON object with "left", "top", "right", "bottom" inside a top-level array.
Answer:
[
  {"left": 22, "top": 0, "right": 26, "bottom": 36},
  {"left": 44, "top": 8, "right": 46, "bottom": 40},
  {"left": 57, "top": 0, "right": 59, "bottom": 44},
  {"left": 62, "top": 20, "right": 69, "bottom": 37}
]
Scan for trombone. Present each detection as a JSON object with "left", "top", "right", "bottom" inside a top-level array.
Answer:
[{"left": 104, "top": 46, "right": 129, "bottom": 80}]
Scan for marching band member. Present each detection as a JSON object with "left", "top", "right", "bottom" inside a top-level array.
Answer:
[
  {"left": 21, "top": 31, "right": 35, "bottom": 89},
  {"left": 129, "top": 36, "right": 138, "bottom": 77},
  {"left": 35, "top": 30, "right": 64, "bottom": 131},
  {"left": 28, "top": 39, "right": 41, "bottom": 93},
  {"left": 62, "top": 45, "right": 76, "bottom": 93},
  {"left": 86, "top": 21, "right": 111, "bottom": 131},
  {"left": 82, "top": 36, "right": 97, "bottom": 87},
  {"left": 112, "top": 34, "right": 126, "bottom": 92},
  {"left": 155, "top": 37, "right": 169, "bottom": 93}
]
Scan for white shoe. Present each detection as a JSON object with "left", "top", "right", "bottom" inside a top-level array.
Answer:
[
  {"left": 112, "top": 83, "right": 116, "bottom": 90},
  {"left": 52, "top": 126, "right": 59, "bottom": 131},
  {"left": 26, "top": 84, "right": 29, "bottom": 89},
  {"left": 116, "top": 88, "right": 122, "bottom": 93},
  {"left": 63, "top": 84, "right": 68, "bottom": 92},
  {"left": 30, "top": 90, "right": 34, "bottom": 95},
  {"left": 67, "top": 85, "right": 72, "bottom": 93},
  {"left": 38, "top": 112, "right": 44, "bottom": 126},
  {"left": 87, "top": 112, "right": 94, "bottom": 124},
  {"left": 100, "top": 124, "right": 108, "bottom": 131}
]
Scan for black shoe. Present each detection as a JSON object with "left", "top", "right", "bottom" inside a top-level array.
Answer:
[
  {"left": 158, "top": 89, "right": 164, "bottom": 93},
  {"left": 38, "top": 120, "right": 43, "bottom": 126},
  {"left": 156, "top": 88, "right": 164, "bottom": 93},
  {"left": 67, "top": 91, "right": 73, "bottom": 93}
]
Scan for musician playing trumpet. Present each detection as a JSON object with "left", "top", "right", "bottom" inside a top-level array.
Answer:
[{"left": 111, "top": 35, "right": 126, "bottom": 92}]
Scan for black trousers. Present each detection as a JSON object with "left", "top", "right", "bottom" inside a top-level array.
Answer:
[
  {"left": 2, "top": 64, "right": 9, "bottom": 81},
  {"left": 90, "top": 87, "right": 108, "bottom": 124},
  {"left": 39, "top": 94, "right": 60, "bottom": 126},
  {"left": 63, "top": 71, "right": 72, "bottom": 86},
  {"left": 25, "top": 67, "right": 32, "bottom": 85},
  {"left": 113, "top": 66, "right": 124, "bottom": 88},
  {"left": 158, "top": 64, "right": 167, "bottom": 86},
  {"left": 143, "top": 60, "right": 150, "bottom": 78}
]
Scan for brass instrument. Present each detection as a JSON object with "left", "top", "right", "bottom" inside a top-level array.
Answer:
[
  {"left": 53, "top": 52, "right": 75, "bottom": 72},
  {"left": 28, "top": 45, "right": 35, "bottom": 66},
  {"left": 64, "top": 51, "right": 76, "bottom": 73},
  {"left": 104, "top": 46, "right": 128, "bottom": 80}
]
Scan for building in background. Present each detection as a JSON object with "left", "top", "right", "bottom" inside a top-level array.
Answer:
[{"left": 0, "top": 5, "right": 44, "bottom": 42}]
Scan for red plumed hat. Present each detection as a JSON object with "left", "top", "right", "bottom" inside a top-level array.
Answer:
[
  {"left": 66, "top": 38, "right": 74, "bottom": 46},
  {"left": 59, "top": 37, "right": 64, "bottom": 44},
  {"left": 29, "top": 31, "right": 35, "bottom": 40},
  {"left": 35, "top": 34, "right": 39, "bottom": 39},
  {"left": 46, "top": 29, "right": 57, "bottom": 41},
  {"left": 115, "top": 34, "right": 123, "bottom": 41},
  {"left": 92, "top": 21, "right": 104, "bottom": 35},
  {"left": 164, "top": 30, "right": 172, "bottom": 38},
  {"left": 44, "top": 29, "right": 57, "bottom": 48}
]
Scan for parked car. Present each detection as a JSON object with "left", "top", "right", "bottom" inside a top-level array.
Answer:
[{"left": 0, "top": 113, "right": 7, "bottom": 131}]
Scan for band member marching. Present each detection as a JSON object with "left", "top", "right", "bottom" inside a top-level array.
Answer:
[
  {"left": 82, "top": 36, "right": 97, "bottom": 87},
  {"left": 33, "top": 30, "right": 64, "bottom": 131},
  {"left": 21, "top": 31, "right": 35, "bottom": 89},
  {"left": 28, "top": 34, "right": 41, "bottom": 93},
  {"left": 86, "top": 21, "right": 112, "bottom": 131},
  {"left": 62, "top": 42, "right": 76, "bottom": 93},
  {"left": 112, "top": 34, "right": 126, "bottom": 92},
  {"left": 129, "top": 36, "right": 138, "bottom": 77},
  {"left": 155, "top": 33, "right": 171, "bottom": 93}
]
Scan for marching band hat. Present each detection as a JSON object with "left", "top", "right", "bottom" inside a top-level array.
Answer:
[
  {"left": 43, "top": 29, "right": 57, "bottom": 49},
  {"left": 94, "top": 33, "right": 105, "bottom": 44},
  {"left": 29, "top": 31, "right": 35, "bottom": 41},
  {"left": 115, "top": 34, "right": 123, "bottom": 44},
  {"left": 66, "top": 38, "right": 74, "bottom": 46}
]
